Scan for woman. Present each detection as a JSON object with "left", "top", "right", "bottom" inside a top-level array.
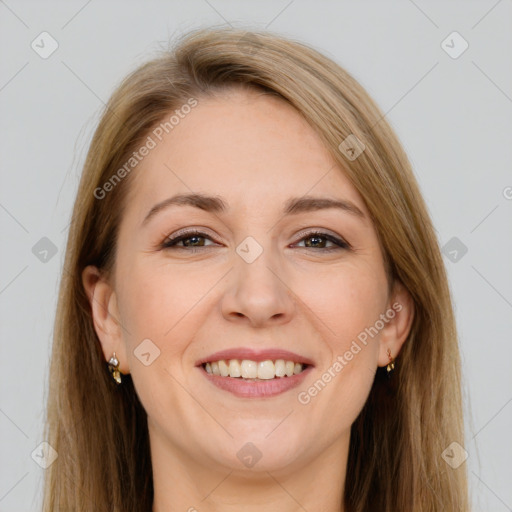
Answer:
[{"left": 42, "top": 26, "right": 469, "bottom": 511}]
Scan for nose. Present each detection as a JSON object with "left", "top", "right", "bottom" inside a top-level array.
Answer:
[{"left": 220, "top": 244, "right": 295, "bottom": 328}]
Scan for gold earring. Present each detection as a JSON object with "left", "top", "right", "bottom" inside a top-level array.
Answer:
[
  {"left": 386, "top": 348, "right": 395, "bottom": 378},
  {"left": 108, "top": 352, "right": 122, "bottom": 384}
]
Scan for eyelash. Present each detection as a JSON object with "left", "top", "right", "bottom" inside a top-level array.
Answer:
[{"left": 160, "top": 229, "right": 351, "bottom": 253}]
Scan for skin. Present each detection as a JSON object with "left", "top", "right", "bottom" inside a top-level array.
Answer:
[{"left": 83, "top": 87, "right": 414, "bottom": 512}]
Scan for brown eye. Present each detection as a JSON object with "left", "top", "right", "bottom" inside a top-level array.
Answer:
[
  {"left": 294, "top": 231, "right": 350, "bottom": 251},
  {"left": 161, "top": 231, "right": 216, "bottom": 251}
]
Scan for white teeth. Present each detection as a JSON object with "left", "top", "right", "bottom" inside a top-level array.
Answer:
[
  {"left": 203, "top": 358, "right": 306, "bottom": 379},
  {"left": 218, "top": 360, "right": 229, "bottom": 377},
  {"left": 228, "top": 359, "right": 241, "bottom": 378},
  {"left": 257, "top": 360, "right": 275, "bottom": 380},
  {"left": 274, "top": 359, "right": 286, "bottom": 377},
  {"left": 241, "top": 360, "right": 258, "bottom": 379}
]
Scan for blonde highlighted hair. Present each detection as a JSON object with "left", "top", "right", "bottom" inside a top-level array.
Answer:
[{"left": 42, "top": 26, "right": 469, "bottom": 511}]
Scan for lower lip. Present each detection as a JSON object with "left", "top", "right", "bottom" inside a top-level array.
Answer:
[{"left": 199, "top": 365, "right": 313, "bottom": 398}]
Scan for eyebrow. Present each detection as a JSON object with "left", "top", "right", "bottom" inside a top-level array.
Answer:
[{"left": 141, "top": 192, "right": 366, "bottom": 226}]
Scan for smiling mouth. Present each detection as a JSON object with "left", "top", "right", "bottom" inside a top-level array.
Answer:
[{"left": 202, "top": 359, "right": 309, "bottom": 380}]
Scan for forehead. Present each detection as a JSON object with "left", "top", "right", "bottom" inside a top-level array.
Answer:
[{"left": 126, "top": 88, "right": 368, "bottom": 220}]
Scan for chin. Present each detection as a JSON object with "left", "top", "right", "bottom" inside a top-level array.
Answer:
[{"left": 202, "top": 424, "right": 306, "bottom": 472}]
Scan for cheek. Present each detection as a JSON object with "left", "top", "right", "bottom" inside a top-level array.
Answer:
[
  {"left": 117, "top": 259, "right": 201, "bottom": 336},
  {"left": 297, "top": 260, "right": 387, "bottom": 346},
  {"left": 114, "top": 258, "right": 227, "bottom": 384},
  {"left": 292, "top": 263, "right": 385, "bottom": 413},
  {"left": 296, "top": 287, "right": 380, "bottom": 438},
  {"left": 113, "top": 262, "right": 191, "bottom": 387},
  {"left": 114, "top": 262, "right": 199, "bottom": 418}
]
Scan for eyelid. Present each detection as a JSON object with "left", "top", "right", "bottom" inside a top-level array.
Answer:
[
  {"left": 294, "top": 227, "right": 349, "bottom": 244},
  {"left": 158, "top": 227, "right": 220, "bottom": 251},
  {"left": 163, "top": 226, "right": 215, "bottom": 241},
  {"left": 160, "top": 226, "right": 351, "bottom": 252}
]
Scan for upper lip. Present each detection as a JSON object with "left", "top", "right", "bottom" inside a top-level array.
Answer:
[{"left": 195, "top": 348, "right": 315, "bottom": 367}]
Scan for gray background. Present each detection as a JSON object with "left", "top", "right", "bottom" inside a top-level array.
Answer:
[{"left": 1, "top": 1, "right": 511, "bottom": 510}]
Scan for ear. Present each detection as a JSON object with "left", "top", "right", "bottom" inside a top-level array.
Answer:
[
  {"left": 377, "top": 279, "right": 415, "bottom": 367},
  {"left": 81, "top": 265, "right": 130, "bottom": 375}
]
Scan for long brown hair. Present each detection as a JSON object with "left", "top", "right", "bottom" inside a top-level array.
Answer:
[{"left": 42, "top": 26, "right": 469, "bottom": 511}]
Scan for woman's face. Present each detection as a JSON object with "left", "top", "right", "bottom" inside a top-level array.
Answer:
[{"left": 85, "top": 87, "right": 412, "bottom": 475}]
